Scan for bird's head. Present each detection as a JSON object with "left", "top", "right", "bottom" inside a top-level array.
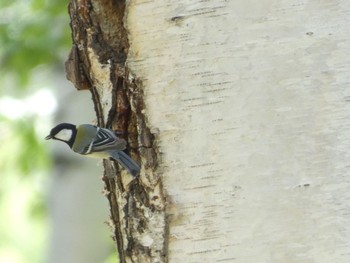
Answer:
[{"left": 45, "top": 123, "right": 77, "bottom": 147}]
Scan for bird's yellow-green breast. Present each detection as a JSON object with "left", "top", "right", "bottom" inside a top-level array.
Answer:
[{"left": 72, "top": 124, "right": 98, "bottom": 154}]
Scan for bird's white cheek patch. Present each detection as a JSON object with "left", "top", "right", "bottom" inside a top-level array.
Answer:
[{"left": 55, "top": 129, "right": 73, "bottom": 142}]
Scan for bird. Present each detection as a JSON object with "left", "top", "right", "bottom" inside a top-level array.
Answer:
[{"left": 45, "top": 123, "right": 140, "bottom": 176}]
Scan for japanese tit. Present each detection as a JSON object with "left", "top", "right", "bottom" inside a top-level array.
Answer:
[{"left": 45, "top": 123, "right": 140, "bottom": 176}]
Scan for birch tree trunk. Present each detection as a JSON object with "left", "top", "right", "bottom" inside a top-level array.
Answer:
[{"left": 66, "top": 0, "right": 350, "bottom": 262}]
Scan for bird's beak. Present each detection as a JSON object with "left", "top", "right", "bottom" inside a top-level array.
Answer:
[{"left": 45, "top": 135, "right": 52, "bottom": 140}]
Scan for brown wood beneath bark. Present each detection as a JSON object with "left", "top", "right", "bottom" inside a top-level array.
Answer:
[{"left": 65, "top": 1, "right": 167, "bottom": 262}]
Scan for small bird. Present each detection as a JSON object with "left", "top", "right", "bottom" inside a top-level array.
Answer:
[{"left": 45, "top": 123, "right": 140, "bottom": 176}]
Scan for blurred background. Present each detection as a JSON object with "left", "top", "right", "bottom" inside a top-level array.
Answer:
[{"left": 0, "top": 1, "right": 118, "bottom": 262}]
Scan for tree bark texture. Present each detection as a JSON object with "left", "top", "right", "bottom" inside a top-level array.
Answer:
[
  {"left": 66, "top": 0, "right": 166, "bottom": 262},
  {"left": 126, "top": 1, "right": 350, "bottom": 263},
  {"left": 66, "top": 0, "right": 350, "bottom": 263}
]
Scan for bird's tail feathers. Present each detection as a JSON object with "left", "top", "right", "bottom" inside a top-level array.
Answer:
[{"left": 109, "top": 150, "right": 140, "bottom": 177}]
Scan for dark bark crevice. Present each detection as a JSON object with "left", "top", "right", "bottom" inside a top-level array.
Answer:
[{"left": 65, "top": 1, "right": 167, "bottom": 262}]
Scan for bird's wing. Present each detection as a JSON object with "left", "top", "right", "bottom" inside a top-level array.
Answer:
[{"left": 90, "top": 127, "right": 127, "bottom": 152}]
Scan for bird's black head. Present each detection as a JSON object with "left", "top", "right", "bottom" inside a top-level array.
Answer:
[{"left": 45, "top": 123, "right": 77, "bottom": 148}]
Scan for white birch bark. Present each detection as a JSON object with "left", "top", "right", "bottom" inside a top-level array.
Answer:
[{"left": 126, "top": 1, "right": 350, "bottom": 262}]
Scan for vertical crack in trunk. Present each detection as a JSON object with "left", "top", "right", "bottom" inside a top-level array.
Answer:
[{"left": 66, "top": 0, "right": 167, "bottom": 262}]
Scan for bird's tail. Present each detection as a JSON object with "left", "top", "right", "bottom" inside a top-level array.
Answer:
[{"left": 108, "top": 150, "right": 140, "bottom": 177}]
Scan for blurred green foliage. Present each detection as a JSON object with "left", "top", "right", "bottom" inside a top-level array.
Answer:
[
  {"left": 0, "top": 0, "right": 70, "bottom": 262},
  {"left": 0, "top": 116, "right": 51, "bottom": 175},
  {"left": 0, "top": 1, "right": 118, "bottom": 262},
  {"left": 0, "top": 0, "right": 71, "bottom": 90}
]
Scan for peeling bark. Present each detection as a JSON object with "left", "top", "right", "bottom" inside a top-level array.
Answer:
[
  {"left": 65, "top": 1, "right": 167, "bottom": 262},
  {"left": 125, "top": 1, "right": 350, "bottom": 262},
  {"left": 65, "top": 1, "right": 350, "bottom": 262}
]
